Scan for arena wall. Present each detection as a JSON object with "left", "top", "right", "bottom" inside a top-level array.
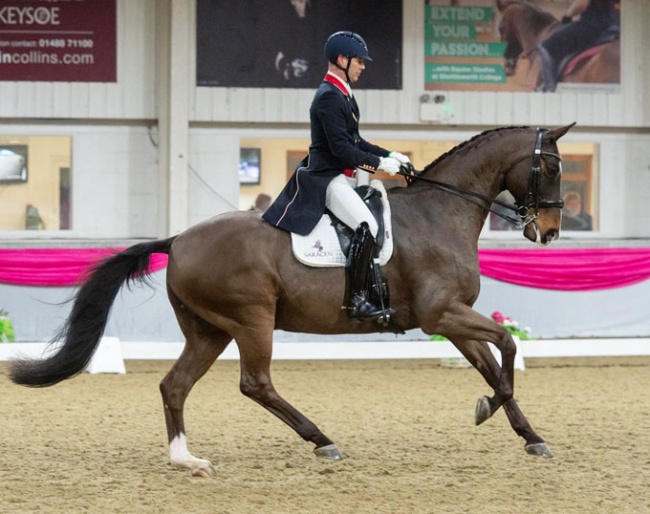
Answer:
[{"left": 1, "top": 0, "right": 649, "bottom": 344}]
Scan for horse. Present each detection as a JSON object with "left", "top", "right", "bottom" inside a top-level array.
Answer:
[
  {"left": 9, "top": 124, "right": 574, "bottom": 477},
  {"left": 497, "top": 0, "right": 620, "bottom": 90}
]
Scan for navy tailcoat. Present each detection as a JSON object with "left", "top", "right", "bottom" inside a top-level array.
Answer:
[{"left": 262, "top": 79, "right": 389, "bottom": 235}]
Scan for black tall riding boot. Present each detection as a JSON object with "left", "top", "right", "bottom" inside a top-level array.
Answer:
[{"left": 346, "top": 222, "right": 384, "bottom": 321}]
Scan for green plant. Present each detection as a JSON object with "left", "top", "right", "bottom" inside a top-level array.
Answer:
[{"left": 0, "top": 308, "right": 15, "bottom": 343}]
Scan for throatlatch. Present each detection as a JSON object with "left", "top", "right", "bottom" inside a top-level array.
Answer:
[{"left": 345, "top": 222, "right": 393, "bottom": 325}]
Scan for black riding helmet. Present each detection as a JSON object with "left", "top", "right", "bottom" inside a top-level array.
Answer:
[{"left": 324, "top": 31, "right": 372, "bottom": 83}]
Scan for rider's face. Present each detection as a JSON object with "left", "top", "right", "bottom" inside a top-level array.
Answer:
[{"left": 341, "top": 56, "right": 366, "bottom": 83}]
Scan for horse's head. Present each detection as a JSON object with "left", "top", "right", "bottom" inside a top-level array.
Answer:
[{"left": 505, "top": 124, "right": 576, "bottom": 245}]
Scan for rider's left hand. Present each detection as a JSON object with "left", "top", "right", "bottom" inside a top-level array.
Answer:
[{"left": 390, "top": 152, "right": 411, "bottom": 165}]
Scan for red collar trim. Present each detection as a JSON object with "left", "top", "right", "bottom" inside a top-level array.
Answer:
[{"left": 324, "top": 73, "right": 350, "bottom": 96}]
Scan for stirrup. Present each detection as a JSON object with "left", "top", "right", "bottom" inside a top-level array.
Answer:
[
  {"left": 347, "top": 298, "right": 394, "bottom": 323},
  {"left": 348, "top": 296, "right": 384, "bottom": 321}
]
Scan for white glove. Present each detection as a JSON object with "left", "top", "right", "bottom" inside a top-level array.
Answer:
[
  {"left": 378, "top": 156, "right": 401, "bottom": 176},
  {"left": 390, "top": 151, "right": 411, "bottom": 165}
]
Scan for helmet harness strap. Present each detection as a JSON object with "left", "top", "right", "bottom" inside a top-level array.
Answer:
[{"left": 334, "top": 56, "right": 352, "bottom": 84}]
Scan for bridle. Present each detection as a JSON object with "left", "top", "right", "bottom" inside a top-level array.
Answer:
[{"left": 397, "top": 128, "right": 564, "bottom": 229}]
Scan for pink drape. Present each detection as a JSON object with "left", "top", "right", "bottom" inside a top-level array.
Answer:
[
  {"left": 1, "top": 247, "right": 649, "bottom": 291},
  {"left": 478, "top": 248, "right": 650, "bottom": 291},
  {"left": 0, "top": 248, "right": 168, "bottom": 287}
]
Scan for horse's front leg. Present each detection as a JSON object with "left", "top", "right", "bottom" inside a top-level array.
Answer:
[
  {"left": 429, "top": 305, "right": 517, "bottom": 424},
  {"left": 471, "top": 330, "right": 517, "bottom": 425},
  {"left": 450, "top": 337, "right": 553, "bottom": 458}
]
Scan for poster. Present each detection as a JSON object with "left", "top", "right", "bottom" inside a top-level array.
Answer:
[
  {"left": 196, "top": 0, "right": 403, "bottom": 89},
  {"left": 424, "top": 0, "right": 621, "bottom": 93},
  {"left": 0, "top": 0, "right": 116, "bottom": 82}
]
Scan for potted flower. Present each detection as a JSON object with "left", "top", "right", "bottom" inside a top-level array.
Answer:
[
  {"left": 490, "top": 311, "right": 534, "bottom": 340},
  {"left": 431, "top": 311, "right": 533, "bottom": 367},
  {"left": 0, "top": 308, "right": 16, "bottom": 343}
]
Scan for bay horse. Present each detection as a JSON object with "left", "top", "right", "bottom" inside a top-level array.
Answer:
[
  {"left": 9, "top": 124, "right": 574, "bottom": 477},
  {"left": 497, "top": 0, "right": 620, "bottom": 90}
]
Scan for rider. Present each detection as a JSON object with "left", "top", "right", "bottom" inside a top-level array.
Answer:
[
  {"left": 262, "top": 31, "right": 411, "bottom": 321},
  {"left": 537, "top": 0, "right": 620, "bottom": 92}
]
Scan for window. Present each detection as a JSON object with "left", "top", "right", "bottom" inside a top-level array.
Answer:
[{"left": 0, "top": 136, "right": 72, "bottom": 231}]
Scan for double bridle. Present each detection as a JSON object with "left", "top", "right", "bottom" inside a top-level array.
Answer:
[{"left": 398, "top": 128, "right": 564, "bottom": 229}]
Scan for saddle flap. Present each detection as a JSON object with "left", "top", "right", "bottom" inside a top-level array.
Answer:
[{"left": 291, "top": 179, "right": 394, "bottom": 268}]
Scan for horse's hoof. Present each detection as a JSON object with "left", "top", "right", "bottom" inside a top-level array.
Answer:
[
  {"left": 191, "top": 463, "right": 217, "bottom": 477},
  {"left": 525, "top": 442, "right": 554, "bottom": 459},
  {"left": 314, "top": 444, "right": 344, "bottom": 461},
  {"left": 474, "top": 396, "right": 492, "bottom": 425}
]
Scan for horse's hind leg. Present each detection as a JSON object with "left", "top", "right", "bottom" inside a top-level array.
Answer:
[
  {"left": 160, "top": 298, "right": 232, "bottom": 476},
  {"left": 453, "top": 338, "right": 552, "bottom": 458},
  {"left": 236, "top": 328, "right": 343, "bottom": 461}
]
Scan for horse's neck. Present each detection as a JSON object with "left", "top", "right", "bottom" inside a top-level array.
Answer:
[
  {"left": 429, "top": 152, "right": 504, "bottom": 198},
  {"left": 412, "top": 152, "right": 505, "bottom": 240}
]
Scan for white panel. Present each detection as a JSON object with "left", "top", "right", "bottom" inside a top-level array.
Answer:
[
  {"left": 623, "top": 136, "right": 650, "bottom": 237},
  {"left": 260, "top": 89, "right": 280, "bottom": 123},
  {"left": 474, "top": 92, "right": 492, "bottom": 124},
  {"left": 16, "top": 82, "right": 37, "bottom": 116},
  {"left": 69, "top": 83, "right": 91, "bottom": 118},
  {"left": 360, "top": 90, "right": 383, "bottom": 124},
  {"left": 606, "top": 92, "right": 623, "bottom": 126},
  {"left": 510, "top": 93, "right": 530, "bottom": 126},
  {"left": 52, "top": 83, "right": 72, "bottom": 118},
  {"left": 560, "top": 93, "right": 579, "bottom": 127},
  {"left": 194, "top": 88, "right": 213, "bottom": 122},
  {"left": 88, "top": 83, "right": 109, "bottom": 119},
  {"left": 188, "top": 131, "right": 240, "bottom": 227},
  {"left": 495, "top": 92, "right": 512, "bottom": 126},
  {"left": 0, "top": 84, "right": 18, "bottom": 117}
]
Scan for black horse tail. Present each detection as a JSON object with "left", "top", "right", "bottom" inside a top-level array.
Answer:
[{"left": 8, "top": 237, "right": 176, "bottom": 388}]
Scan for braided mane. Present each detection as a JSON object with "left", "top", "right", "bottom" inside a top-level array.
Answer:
[{"left": 419, "top": 125, "right": 531, "bottom": 178}]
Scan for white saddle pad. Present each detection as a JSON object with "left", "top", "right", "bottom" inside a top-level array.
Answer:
[{"left": 291, "top": 179, "right": 394, "bottom": 268}]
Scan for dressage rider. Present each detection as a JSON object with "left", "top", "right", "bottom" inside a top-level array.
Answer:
[
  {"left": 536, "top": 0, "right": 620, "bottom": 92},
  {"left": 262, "top": 31, "right": 411, "bottom": 321}
]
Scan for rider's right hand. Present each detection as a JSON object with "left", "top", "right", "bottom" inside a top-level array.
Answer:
[{"left": 378, "top": 157, "right": 401, "bottom": 176}]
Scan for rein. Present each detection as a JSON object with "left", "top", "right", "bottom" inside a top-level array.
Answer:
[{"left": 397, "top": 128, "right": 563, "bottom": 229}]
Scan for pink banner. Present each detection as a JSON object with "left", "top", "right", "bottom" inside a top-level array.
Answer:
[
  {"left": 0, "top": 0, "right": 116, "bottom": 82},
  {"left": 478, "top": 248, "right": 650, "bottom": 291},
  {"left": 1, "top": 247, "right": 649, "bottom": 291},
  {"left": 0, "top": 248, "right": 167, "bottom": 287}
]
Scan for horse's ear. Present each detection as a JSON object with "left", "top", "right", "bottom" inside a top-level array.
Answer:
[
  {"left": 545, "top": 122, "right": 576, "bottom": 142},
  {"left": 496, "top": 0, "right": 509, "bottom": 11}
]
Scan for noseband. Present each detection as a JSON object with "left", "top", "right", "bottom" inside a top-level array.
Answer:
[{"left": 399, "top": 128, "right": 564, "bottom": 229}]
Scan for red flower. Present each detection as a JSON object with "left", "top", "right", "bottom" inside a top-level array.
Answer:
[{"left": 491, "top": 311, "right": 504, "bottom": 324}]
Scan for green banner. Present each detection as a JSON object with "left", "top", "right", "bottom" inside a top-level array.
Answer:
[
  {"left": 425, "top": 63, "right": 506, "bottom": 84},
  {"left": 425, "top": 22, "right": 476, "bottom": 40},
  {"left": 425, "top": 41, "right": 506, "bottom": 58},
  {"left": 424, "top": 6, "right": 493, "bottom": 23}
]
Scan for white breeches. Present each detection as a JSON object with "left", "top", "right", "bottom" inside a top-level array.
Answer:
[{"left": 325, "top": 174, "right": 379, "bottom": 238}]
